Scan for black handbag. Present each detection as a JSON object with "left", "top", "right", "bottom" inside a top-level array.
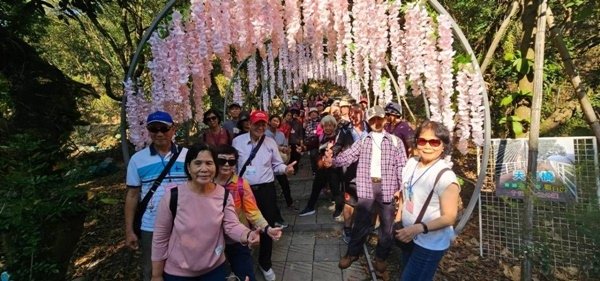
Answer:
[
  {"left": 394, "top": 168, "right": 450, "bottom": 251},
  {"left": 133, "top": 146, "right": 182, "bottom": 237}
]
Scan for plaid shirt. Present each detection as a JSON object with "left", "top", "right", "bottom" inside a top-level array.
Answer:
[{"left": 333, "top": 132, "right": 407, "bottom": 203}]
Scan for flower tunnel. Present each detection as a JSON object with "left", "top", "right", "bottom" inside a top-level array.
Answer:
[{"left": 121, "top": 0, "right": 491, "bottom": 235}]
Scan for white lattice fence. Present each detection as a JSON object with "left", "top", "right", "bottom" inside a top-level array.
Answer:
[{"left": 480, "top": 137, "right": 599, "bottom": 269}]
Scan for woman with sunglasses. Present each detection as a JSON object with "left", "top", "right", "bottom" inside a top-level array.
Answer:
[
  {"left": 213, "top": 145, "right": 283, "bottom": 281},
  {"left": 394, "top": 120, "right": 460, "bottom": 281},
  {"left": 201, "top": 109, "right": 232, "bottom": 147},
  {"left": 151, "top": 143, "right": 260, "bottom": 281}
]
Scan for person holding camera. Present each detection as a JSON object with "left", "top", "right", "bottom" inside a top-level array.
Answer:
[
  {"left": 394, "top": 120, "right": 460, "bottom": 281},
  {"left": 298, "top": 115, "right": 353, "bottom": 218},
  {"left": 321, "top": 105, "right": 408, "bottom": 277}
]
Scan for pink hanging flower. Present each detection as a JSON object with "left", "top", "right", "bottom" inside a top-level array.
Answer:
[
  {"left": 404, "top": 4, "right": 428, "bottom": 97},
  {"left": 267, "top": 44, "right": 276, "bottom": 99},
  {"left": 124, "top": 79, "right": 151, "bottom": 150},
  {"left": 455, "top": 69, "right": 471, "bottom": 155},
  {"left": 284, "top": 0, "right": 302, "bottom": 51},
  {"left": 389, "top": 0, "right": 407, "bottom": 97},
  {"left": 469, "top": 70, "right": 485, "bottom": 147},
  {"left": 233, "top": 78, "right": 243, "bottom": 105},
  {"left": 437, "top": 14, "right": 456, "bottom": 133},
  {"left": 247, "top": 54, "right": 258, "bottom": 93}
]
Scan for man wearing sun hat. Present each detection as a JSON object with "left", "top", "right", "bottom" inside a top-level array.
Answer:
[
  {"left": 322, "top": 105, "right": 408, "bottom": 277},
  {"left": 124, "top": 111, "right": 188, "bottom": 281},
  {"left": 232, "top": 110, "right": 297, "bottom": 281}
]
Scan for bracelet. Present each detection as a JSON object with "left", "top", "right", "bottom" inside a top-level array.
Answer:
[{"left": 419, "top": 222, "right": 429, "bottom": 234}]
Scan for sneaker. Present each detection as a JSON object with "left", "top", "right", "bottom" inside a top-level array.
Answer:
[
  {"left": 298, "top": 208, "right": 316, "bottom": 216},
  {"left": 338, "top": 255, "right": 359, "bottom": 269},
  {"left": 274, "top": 221, "right": 289, "bottom": 229},
  {"left": 342, "top": 229, "right": 351, "bottom": 244},
  {"left": 259, "top": 266, "right": 276, "bottom": 281}
]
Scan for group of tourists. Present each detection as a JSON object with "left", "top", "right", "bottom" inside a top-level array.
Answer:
[{"left": 124, "top": 92, "right": 462, "bottom": 281}]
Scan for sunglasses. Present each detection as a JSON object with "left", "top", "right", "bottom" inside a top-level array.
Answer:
[
  {"left": 206, "top": 116, "right": 218, "bottom": 121},
  {"left": 147, "top": 125, "right": 172, "bottom": 133},
  {"left": 216, "top": 158, "right": 237, "bottom": 166},
  {"left": 416, "top": 138, "right": 442, "bottom": 147}
]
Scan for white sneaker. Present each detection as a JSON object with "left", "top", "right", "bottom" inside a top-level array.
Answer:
[{"left": 260, "top": 267, "right": 276, "bottom": 281}]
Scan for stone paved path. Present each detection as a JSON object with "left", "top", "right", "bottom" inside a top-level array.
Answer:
[{"left": 248, "top": 156, "right": 377, "bottom": 281}]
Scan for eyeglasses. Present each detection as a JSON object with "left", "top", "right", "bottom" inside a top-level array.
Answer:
[
  {"left": 147, "top": 125, "right": 171, "bottom": 133},
  {"left": 216, "top": 158, "right": 237, "bottom": 166},
  {"left": 206, "top": 116, "right": 218, "bottom": 121},
  {"left": 416, "top": 138, "right": 442, "bottom": 147}
]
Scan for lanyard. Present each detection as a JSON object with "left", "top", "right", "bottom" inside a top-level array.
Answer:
[{"left": 406, "top": 159, "right": 439, "bottom": 201}]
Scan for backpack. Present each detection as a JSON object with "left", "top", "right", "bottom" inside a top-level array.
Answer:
[{"left": 169, "top": 186, "right": 230, "bottom": 224}]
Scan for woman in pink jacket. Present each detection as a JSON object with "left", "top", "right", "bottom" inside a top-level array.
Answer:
[{"left": 151, "top": 143, "right": 260, "bottom": 281}]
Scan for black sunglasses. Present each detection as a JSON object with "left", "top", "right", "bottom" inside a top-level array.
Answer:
[
  {"left": 216, "top": 158, "right": 237, "bottom": 166},
  {"left": 147, "top": 125, "right": 171, "bottom": 133},
  {"left": 206, "top": 116, "right": 219, "bottom": 121}
]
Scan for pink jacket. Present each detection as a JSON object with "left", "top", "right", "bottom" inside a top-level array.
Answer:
[{"left": 152, "top": 182, "right": 249, "bottom": 277}]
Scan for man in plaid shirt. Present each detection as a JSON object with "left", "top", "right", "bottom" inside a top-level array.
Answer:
[{"left": 323, "top": 105, "right": 407, "bottom": 276}]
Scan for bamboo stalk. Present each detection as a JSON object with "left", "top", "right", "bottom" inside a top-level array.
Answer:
[
  {"left": 523, "top": 0, "right": 547, "bottom": 280},
  {"left": 384, "top": 64, "right": 417, "bottom": 123},
  {"left": 546, "top": 7, "right": 600, "bottom": 145}
]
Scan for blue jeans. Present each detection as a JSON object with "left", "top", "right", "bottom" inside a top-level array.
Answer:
[
  {"left": 225, "top": 242, "right": 256, "bottom": 281},
  {"left": 163, "top": 263, "right": 225, "bottom": 281},
  {"left": 401, "top": 244, "right": 446, "bottom": 281}
]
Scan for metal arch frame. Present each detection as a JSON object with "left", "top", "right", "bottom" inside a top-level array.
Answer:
[
  {"left": 427, "top": 0, "right": 492, "bottom": 234},
  {"left": 120, "top": 0, "right": 492, "bottom": 235}
]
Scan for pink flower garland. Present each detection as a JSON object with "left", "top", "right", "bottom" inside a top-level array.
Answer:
[
  {"left": 284, "top": 0, "right": 302, "bottom": 51},
  {"left": 124, "top": 79, "right": 151, "bottom": 150},
  {"left": 437, "top": 14, "right": 456, "bottom": 134},
  {"left": 247, "top": 54, "right": 257, "bottom": 93},
  {"left": 455, "top": 69, "right": 471, "bottom": 154},
  {"left": 469, "top": 70, "right": 485, "bottom": 147},
  {"left": 404, "top": 4, "right": 428, "bottom": 97},
  {"left": 389, "top": 1, "right": 407, "bottom": 97}
]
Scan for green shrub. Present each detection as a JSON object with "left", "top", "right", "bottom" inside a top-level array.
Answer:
[{"left": 0, "top": 134, "right": 88, "bottom": 281}]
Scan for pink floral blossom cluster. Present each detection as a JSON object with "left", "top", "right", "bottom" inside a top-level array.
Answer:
[
  {"left": 125, "top": 0, "right": 487, "bottom": 151},
  {"left": 456, "top": 66, "right": 485, "bottom": 154}
]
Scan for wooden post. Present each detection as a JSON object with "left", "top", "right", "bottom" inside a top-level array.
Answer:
[{"left": 523, "top": 0, "right": 547, "bottom": 280}]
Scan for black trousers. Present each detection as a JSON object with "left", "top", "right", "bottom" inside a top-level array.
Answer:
[
  {"left": 345, "top": 183, "right": 395, "bottom": 260},
  {"left": 250, "top": 182, "right": 277, "bottom": 270},
  {"left": 305, "top": 167, "right": 343, "bottom": 213},
  {"left": 275, "top": 174, "right": 293, "bottom": 206},
  {"left": 289, "top": 144, "right": 301, "bottom": 172}
]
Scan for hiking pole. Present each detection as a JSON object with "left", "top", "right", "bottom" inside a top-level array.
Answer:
[{"left": 362, "top": 243, "right": 378, "bottom": 281}]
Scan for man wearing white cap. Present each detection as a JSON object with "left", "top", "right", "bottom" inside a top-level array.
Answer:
[
  {"left": 232, "top": 110, "right": 297, "bottom": 281},
  {"left": 322, "top": 105, "right": 408, "bottom": 277},
  {"left": 124, "top": 111, "right": 188, "bottom": 281}
]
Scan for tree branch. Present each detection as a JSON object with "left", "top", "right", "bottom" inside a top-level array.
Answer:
[{"left": 480, "top": 0, "right": 520, "bottom": 73}]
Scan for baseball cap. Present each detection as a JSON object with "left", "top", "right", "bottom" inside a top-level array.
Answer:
[
  {"left": 147, "top": 111, "right": 173, "bottom": 126},
  {"left": 228, "top": 103, "right": 241, "bottom": 109},
  {"left": 250, "top": 110, "right": 269, "bottom": 124},
  {"left": 316, "top": 101, "right": 324, "bottom": 106},
  {"left": 308, "top": 107, "right": 318, "bottom": 114},
  {"left": 366, "top": 105, "right": 385, "bottom": 121},
  {"left": 384, "top": 102, "right": 402, "bottom": 116}
]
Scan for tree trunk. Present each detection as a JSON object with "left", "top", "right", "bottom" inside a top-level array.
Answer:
[
  {"left": 516, "top": 0, "right": 537, "bottom": 138},
  {"left": 546, "top": 7, "right": 600, "bottom": 144}
]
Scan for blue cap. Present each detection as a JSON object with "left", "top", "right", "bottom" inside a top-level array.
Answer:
[
  {"left": 384, "top": 102, "right": 402, "bottom": 116},
  {"left": 147, "top": 111, "right": 173, "bottom": 126}
]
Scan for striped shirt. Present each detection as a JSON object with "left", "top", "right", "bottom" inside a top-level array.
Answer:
[
  {"left": 126, "top": 143, "right": 188, "bottom": 232},
  {"left": 333, "top": 132, "right": 407, "bottom": 203}
]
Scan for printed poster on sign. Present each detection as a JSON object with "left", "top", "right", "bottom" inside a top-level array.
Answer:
[{"left": 493, "top": 138, "right": 577, "bottom": 202}]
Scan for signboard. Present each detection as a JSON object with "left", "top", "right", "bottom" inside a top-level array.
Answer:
[{"left": 493, "top": 138, "right": 577, "bottom": 202}]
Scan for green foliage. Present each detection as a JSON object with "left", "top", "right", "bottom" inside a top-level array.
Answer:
[{"left": 0, "top": 134, "right": 89, "bottom": 280}]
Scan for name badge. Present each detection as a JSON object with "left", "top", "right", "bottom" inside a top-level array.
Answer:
[
  {"left": 215, "top": 244, "right": 224, "bottom": 256},
  {"left": 406, "top": 201, "right": 414, "bottom": 214},
  {"left": 246, "top": 166, "right": 257, "bottom": 176},
  {"left": 233, "top": 128, "right": 240, "bottom": 134}
]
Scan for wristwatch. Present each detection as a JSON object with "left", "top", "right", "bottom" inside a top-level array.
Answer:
[{"left": 419, "top": 222, "right": 429, "bottom": 234}]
